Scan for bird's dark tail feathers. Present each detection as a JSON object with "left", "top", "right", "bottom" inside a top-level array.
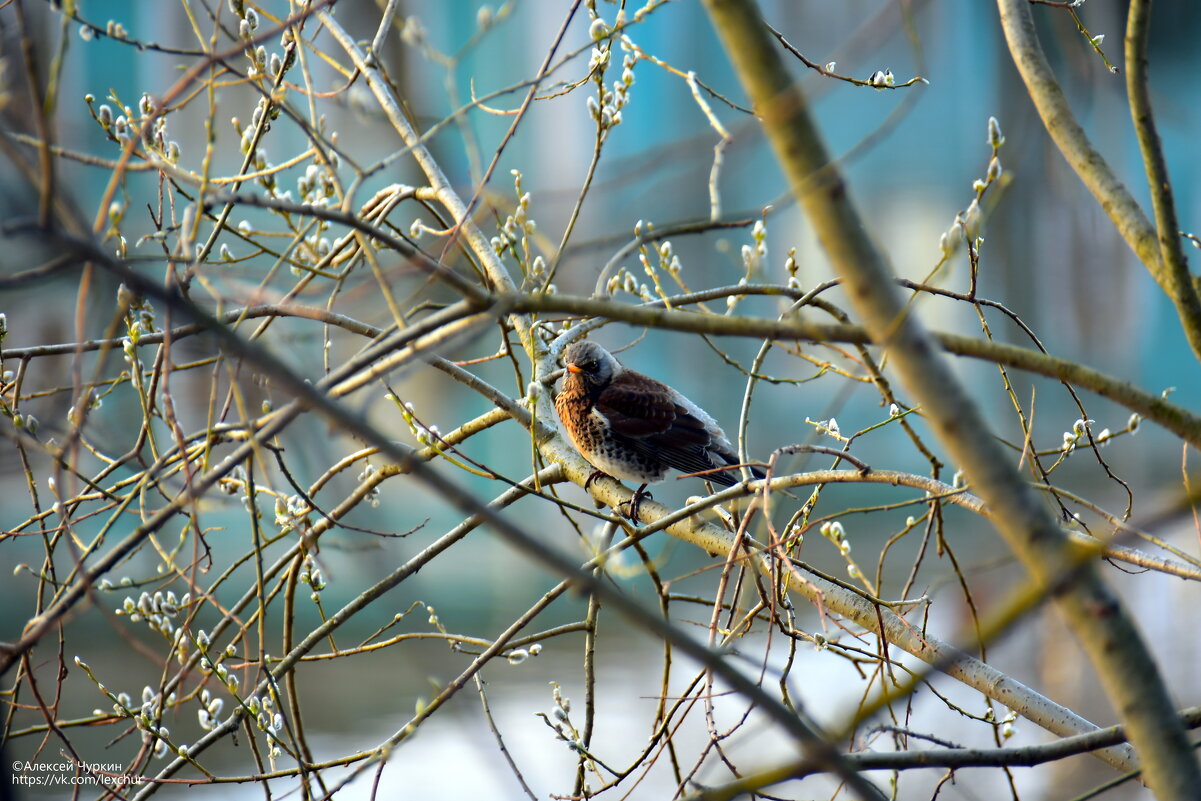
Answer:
[{"left": 703, "top": 451, "right": 766, "bottom": 487}]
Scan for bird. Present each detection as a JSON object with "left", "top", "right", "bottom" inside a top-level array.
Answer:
[{"left": 554, "top": 340, "right": 763, "bottom": 519}]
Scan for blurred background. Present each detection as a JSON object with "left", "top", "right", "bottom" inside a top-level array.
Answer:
[{"left": 2, "top": 1, "right": 1200, "bottom": 799}]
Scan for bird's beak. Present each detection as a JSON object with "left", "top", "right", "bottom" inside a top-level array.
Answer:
[{"left": 565, "top": 363, "right": 581, "bottom": 373}]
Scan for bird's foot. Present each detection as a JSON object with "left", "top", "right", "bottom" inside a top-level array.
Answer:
[
  {"left": 621, "top": 484, "right": 652, "bottom": 522},
  {"left": 584, "top": 470, "right": 613, "bottom": 491}
]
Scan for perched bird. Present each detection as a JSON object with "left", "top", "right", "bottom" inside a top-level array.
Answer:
[{"left": 554, "top": 340, "right": 762, "bottom": 517}]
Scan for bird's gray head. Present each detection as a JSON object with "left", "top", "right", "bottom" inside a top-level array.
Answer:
[{"left": 562, "top": 341, "right": 620, "bottom": 389}]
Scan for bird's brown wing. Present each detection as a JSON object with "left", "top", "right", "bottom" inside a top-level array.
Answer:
[
  {"left": 596, "top": 381, "right": 736, "bottom": 483},
  {"left": 595, "top": 381, "right": 704, "bottom": 440}
]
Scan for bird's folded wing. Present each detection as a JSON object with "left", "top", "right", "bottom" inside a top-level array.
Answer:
[
  {"left": 596, "top": 384, "right": 708, "bottom": 442},
  {"left": 597, "top": 384, "right": 735, "bottom": 481}
]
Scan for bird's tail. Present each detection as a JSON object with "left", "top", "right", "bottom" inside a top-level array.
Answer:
[{"left": 702, "top": 451, "right": 766, "bottom": 487}]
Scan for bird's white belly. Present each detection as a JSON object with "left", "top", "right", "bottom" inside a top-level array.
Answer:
[
  {"left": 584, "top": 411, "right": 667, "bottom": 483},
  {"left": 585, "top": 448, "right": 666, "bottom": 484}
]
